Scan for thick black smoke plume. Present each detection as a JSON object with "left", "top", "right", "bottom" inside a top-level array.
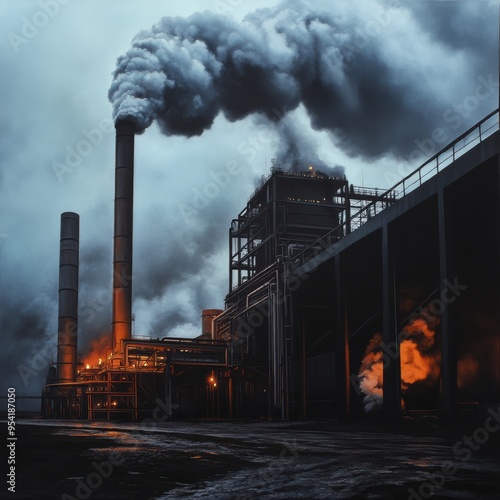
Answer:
[{"left": 109, "top": 0, "right": 496, "bottom": 163}]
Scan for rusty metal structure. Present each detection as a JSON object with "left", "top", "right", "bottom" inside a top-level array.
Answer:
[
  {"left": 43, "top": 122, "right": 230, "bottom": 419},
  {"left": 43, "top": 110, "right": 500, "bottom": 421}
]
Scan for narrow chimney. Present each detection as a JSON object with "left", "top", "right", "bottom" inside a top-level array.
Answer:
[
  {"left": 201, "top": 309, "right": 223, "bottom": 340},
  {"left": 57, "top": 212, "right": 79, "bottom": 383},
  {"left": 112, "top": 120, "right": 136, "bottom": 356}
]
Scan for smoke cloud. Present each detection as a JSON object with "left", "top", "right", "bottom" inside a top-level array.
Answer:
[
  {"left": 358, "top": 311, "right": 441, "bottom": 413},
  {"left": 358, "top": 332, "right": 384, "bottom": 413},
  {"left": 109, "top": 0, "right": 496, "bottom": 164},
  {"left": 273, "top": 114, "right": 345, "bottom": 176}
]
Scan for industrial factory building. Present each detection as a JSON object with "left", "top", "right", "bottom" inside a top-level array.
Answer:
[{"left": 43, "top": 110, "right": 500, "bottom": 421}]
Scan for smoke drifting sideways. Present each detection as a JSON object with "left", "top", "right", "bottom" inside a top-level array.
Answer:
[{"left": 108, "top": 0, "right": 490, "bottom": 167}]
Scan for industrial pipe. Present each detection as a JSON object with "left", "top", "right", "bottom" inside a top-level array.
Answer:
[
  {"left": 201, "top": 309, "right": 223, "bottom": 339},
  {"left": 57, "top": 212, "right": 79, "bottom": 383}
]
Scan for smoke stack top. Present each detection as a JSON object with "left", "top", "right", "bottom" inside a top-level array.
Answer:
[
  {"left": 57, "top": 212, "right": 79, "bottom": 383},
  {"left": 109, "top": 1, "right": 461, "bottom": 164}
]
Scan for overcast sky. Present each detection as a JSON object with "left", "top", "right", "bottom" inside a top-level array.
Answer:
[{"left": 0, "top": 0, "right": 497, "bottom": 400}]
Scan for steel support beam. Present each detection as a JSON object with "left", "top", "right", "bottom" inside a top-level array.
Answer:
[
  {"left": 382, "top": 224, "right": 401, "bottom": 419},
  {"left": 438, "top": 186, "right": 457, "bottom": 417},
  {"left": 335, "top": 254, "right": 350, "bottom": 419}
]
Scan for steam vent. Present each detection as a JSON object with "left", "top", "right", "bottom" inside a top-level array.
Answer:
[{"left": 43, "top": 110, "right": 500, "bottom": 421}]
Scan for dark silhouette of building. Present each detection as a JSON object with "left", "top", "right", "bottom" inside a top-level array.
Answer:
[{"left": 44, "top": 110, "right": 500, "bottom": 421}]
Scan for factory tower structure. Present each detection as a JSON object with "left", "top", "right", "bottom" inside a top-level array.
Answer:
[{"left": 43, "top": 110, "right": 500, "bottom": 421}]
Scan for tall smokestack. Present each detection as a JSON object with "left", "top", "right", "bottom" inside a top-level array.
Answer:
[
  {"left": 112, "top": 120, "right": 135, "bottom": 356},
  {"left": 57, "top": 212, "right": 79, "bottom": 383}
]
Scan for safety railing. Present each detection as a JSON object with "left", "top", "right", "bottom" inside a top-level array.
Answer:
[{"left": 288, "top": 109, "right": 499, "bottom": 268}]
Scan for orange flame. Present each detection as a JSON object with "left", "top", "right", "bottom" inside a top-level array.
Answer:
[
  {"left": 400, "top": 317, "right": 440, "bottom": 389},
  {"left": 82, "top": 335, "right": 111, "bottom": 369},
  {"left": 358, "top": 312, "right": 441, "bottom": 413}
]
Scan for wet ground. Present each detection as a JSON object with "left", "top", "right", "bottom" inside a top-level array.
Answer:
[{"left": 4, "top": 416, "right": 500, "bottom": 499}]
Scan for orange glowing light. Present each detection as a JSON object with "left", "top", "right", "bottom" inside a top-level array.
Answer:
[
  {"left": 400, "top": 316, "right": 440, "bottom": 390},
  {"left": 82, "top": 335, "right": 111, "bottom": 369},
  {"left": 208, "top": 372, "right": 218, "bottom": 387},
  {"left": 358, "top": 312, "right": 441, "bottom": 413},
  {"left": 400, "top": 340, "right": 432, "bottom": 384}
]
